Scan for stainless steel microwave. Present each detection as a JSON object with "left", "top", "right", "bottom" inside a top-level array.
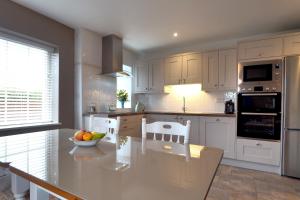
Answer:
[{"left": 238, "top": 59, "right": 283, "bottom": 92}]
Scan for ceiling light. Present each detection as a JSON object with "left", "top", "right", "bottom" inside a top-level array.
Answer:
[{"left": 173, "top": 32, "right": 178, "bottom": 37}]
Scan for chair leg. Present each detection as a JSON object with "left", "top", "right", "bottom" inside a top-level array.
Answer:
[{"left": 11, "top": 173, "right": 29, "bottom": 200}]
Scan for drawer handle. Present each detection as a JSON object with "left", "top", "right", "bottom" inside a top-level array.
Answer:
[
  {"left": 123, "top": 126, "right": 128, "bottom": 129},
  {"left": 216, "top": 118, "right": 220, "bottom": 122},
  {"left": 123, "top": 119, "right": 128, "bottom": 121},
  {"left": 256, "top": 143, "right": 261, "bottom": 146}
]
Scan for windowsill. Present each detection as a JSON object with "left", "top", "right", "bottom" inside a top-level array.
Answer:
[{"left": 0, "top": 122, "right": 61, "bottom": 136}]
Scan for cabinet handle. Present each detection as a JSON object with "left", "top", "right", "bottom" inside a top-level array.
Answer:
[
  {"left": 178, "top": 79, "right": 181, "bottom": 84},
  {"left": 214, "top": 84, "right": 218, "bottom": 87},
  {"left": 256, "top": 143, "right": 261, "bottom": 146},
  {"left": 145, "top": 88, "right": 148, "bottom": 90},
  {"left": 183, "top": 79, "right": 186, "bottom": 84},
  {"left": 216, "top": 118, "right": 220, "bottom": 122}
]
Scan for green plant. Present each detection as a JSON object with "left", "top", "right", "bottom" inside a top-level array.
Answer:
[{"left": 116, "top": 89, "right": 128, "bottom": 102}]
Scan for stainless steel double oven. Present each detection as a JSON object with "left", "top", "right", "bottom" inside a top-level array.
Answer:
[{"left": 237, "top": 59, "right": 283, "bottom": 141}]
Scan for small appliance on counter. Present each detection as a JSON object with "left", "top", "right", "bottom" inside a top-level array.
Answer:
[
  {"left": 135, "top": 101, "right": 145, "bottom": 112},
  {"left": 107, "top": 104, "right": 116, "bottom": 112},
  {"left": 88, "top": 103, "right": 96, "bottom": 113},
  {"left": 224, "top": 100, "right": 234, "bottom": 114}
]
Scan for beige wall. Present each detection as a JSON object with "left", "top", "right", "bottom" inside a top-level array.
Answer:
[{"left": 0, "top": 0, "right": 75, "bottom": 128}]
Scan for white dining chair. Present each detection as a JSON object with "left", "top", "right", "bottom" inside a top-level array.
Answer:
[
  {"left": 142, "top": 118, "right": 191, "bottom": 144},
  {"left": 89, "top": 115, "right": 121, "bottom": 137}
]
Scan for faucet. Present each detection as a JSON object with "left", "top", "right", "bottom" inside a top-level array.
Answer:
[{"left": 182, "top": 96, "right": 186, "bottom": 113}]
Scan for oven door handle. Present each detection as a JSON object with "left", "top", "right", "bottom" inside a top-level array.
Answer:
[
  {"left": 241, "top": 93, "right": 278, "bottom": 96},
  {"left": 241, "top": 112, "right": 278, "bottom": 116}
]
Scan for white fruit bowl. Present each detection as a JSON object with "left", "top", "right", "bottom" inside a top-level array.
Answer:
[{"left": 69, "top": 137, "right": 101, "bottom": 147}]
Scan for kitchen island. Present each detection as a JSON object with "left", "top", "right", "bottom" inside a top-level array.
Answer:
[{"left": 0, "top": 129, "right": 223, "bottom": 200}]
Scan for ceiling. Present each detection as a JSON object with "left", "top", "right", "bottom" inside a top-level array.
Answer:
[{"left": 13, "top": 0, "right": 300, "bottom": 52}]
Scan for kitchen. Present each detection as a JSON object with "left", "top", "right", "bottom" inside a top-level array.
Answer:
[{"left": 1, "top": 0, "right": 300, "bottom": 200}]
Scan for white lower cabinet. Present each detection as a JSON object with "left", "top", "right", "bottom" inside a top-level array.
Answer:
[
  {"left": 201, "top": 117, "right": 236, "bottom": 159},
  {"left": 181, "top": 116, "right": 200, "bottom": 145},
  {"left": 145, "top": 114, "right": 201, "bottom": 145},
  {"left": 236, "top": 139, "right": 281, "bottom": 166}
]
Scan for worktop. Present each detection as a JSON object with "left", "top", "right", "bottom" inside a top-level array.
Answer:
[
  {"left": 0, "top": 129, "right": 223, "bottom": 200},
  {"left": 83, "top": 111, "right": 236, "bottom": 118}
]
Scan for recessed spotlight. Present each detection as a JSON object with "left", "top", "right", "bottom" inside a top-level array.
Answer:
[{"left": 173, "top": 32, "right": 178, "bottom": 37}]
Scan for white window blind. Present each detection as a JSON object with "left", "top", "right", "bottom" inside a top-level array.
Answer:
[{"left": 0, "top": 32, "right": 58, "bottom": 127}]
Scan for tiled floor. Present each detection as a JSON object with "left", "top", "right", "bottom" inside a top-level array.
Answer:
[
  {"left": 1, "top": 165, "right": 300, "bottom": 200},
  {"left": 0, "top": 190, "right": 13, "bottom": 200},
  {"left": 207, "top": 165, "right": 300, "bottom": 200}
]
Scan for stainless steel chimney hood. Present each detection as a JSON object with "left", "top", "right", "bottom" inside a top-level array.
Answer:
[{"left": 102, "top": 34, "right": 130, "bottom": 77}]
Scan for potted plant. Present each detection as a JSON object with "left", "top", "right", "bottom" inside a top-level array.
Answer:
[{"left": 116, "top": 89, "right": 129, "bottom": 109}]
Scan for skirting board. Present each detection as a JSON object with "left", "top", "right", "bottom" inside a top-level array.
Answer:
[{"left": 221, "top": 158, "right": 281, "bottom": 174}]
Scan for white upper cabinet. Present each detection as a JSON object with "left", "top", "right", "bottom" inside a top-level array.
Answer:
[
  {"left": 182, "top": 53, "right": 202, "bottom": 84},
  {"left": 134, "top": 62, "right": 149, "bottom": 93},
  {"left": 148, "top": 59, "right": 164, "bottom": 93},
  {"left": 238, "top": 38, "right": 283, "bottom": 60},
  {"left": 284, "top": 34, "right": 300, "bottom": 56},
  {"left": 201, "top": 117, "right": 236, "bottom": 159},
  {"left": 165, "top": 56, "right": 183, "bottom": 85},
  {"left": 134, "top": 59, "right": 164, "bottom": 93},
  {"left": 165, "top": 53, "right": 202, "bottom": 85},
  {"left": 202, "top": 51, "right": 219, "bottom": 91},
  {"left": 218, "top": 49, "right": 237, "bottom": 90},
  {"left": 202, "top": 49, "right": 237, "bottom": 91}
]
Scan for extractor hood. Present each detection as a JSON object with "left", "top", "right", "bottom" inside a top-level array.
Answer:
[{"left": 102, "top": 34, "right": 130, "bottom": 77}]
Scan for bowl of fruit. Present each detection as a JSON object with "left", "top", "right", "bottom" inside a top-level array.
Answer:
[{"left": 70, "top": 130, "right": 106, "bottom": 147}]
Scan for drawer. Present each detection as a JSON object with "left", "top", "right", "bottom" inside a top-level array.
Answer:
[
  {"left": 120, "top": 115, "right": 143, "bottom": 124},
  {"left": 119, "top": 122, "right": 140, "bottom": 130},
  {"left": 284, "top": 34, "right": 300, "bottom": 55},
  {"left": 236, "top": 139, "right": 280, "bottom": 166},
  {"left": 119, "top": 128, "right": 140, "bottom": 137},
  {"left": 238, "top": 38, "right": 283, "bottom": 60}
]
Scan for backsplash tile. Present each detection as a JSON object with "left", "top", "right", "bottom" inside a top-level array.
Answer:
[
  {"left": 82, "top": 65, "right": 116, "bottom": 113},
  {"left": 135, "top": 90, "right": 236, "bottom": 113}
]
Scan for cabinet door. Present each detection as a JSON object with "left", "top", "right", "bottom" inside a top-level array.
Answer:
[
  {"left": 164, "top": 56, "right": 183, "bottom": 85},
  {"left": 237, "top": 139, "right": 280, "bottom": 166},
  {"left": 181, "top": 116, "right": 200, "bottom": 145},
  {"left": 218, "top": 49, "right": 237, "bottom": 91},
  {"left": 284, "top": 34, "right": 300, "bottom": 55},
  {"left": 203, "top": 117, "right": 236, "bottom": 159},
  {"left": 148, "top": 59, "right": 164, "bottom": 93},
  {"left": 182, "top": 53, "right": 202, "bottom": 84},
  {"left": 202, "top": 51, "right": 219, "bottom": 91},
  {"left": 238, "top": 38, "right": 283, "bottom": 60},
  {"left": 134, "top": 62, "right": 149, "bottom": 93}
]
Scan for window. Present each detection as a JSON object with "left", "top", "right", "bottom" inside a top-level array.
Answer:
[
  {"left": 116, "top": 65, "right": 132, "bottom": 108},
  {"left": 0, "top": 32, "right": 58, "bottom": 128}
]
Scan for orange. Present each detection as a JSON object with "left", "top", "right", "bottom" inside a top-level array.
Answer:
[{"left": 82, "top": 132, "right": 93, "bottom": 141}]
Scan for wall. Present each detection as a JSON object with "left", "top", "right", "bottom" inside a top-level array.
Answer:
[
  {"left": 0, "top": 0, "right": 75, "bottom": 128},
  {"left": 74, "top": 28, "right": 139, "bottom": 128}
]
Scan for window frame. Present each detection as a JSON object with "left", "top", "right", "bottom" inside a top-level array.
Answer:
[{"left": 0, "top": 28, "right": 60, "bottom": 131}]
